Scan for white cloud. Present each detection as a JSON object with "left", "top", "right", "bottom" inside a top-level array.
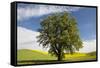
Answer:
[
  {"left": 17, "top": 4, "right": 81, "bottom": 21},
  {"left": 79, "top": 39, "right": 96, "bottom": 53},
  {"left": 17, "top": 26, "right": 48, "bottom": 51}
]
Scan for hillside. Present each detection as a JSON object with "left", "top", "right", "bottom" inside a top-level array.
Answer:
[
  {"left": 18, "top": 49, "right": 96, "bottom": 61},
  {"left": 17, "top": 49, "right": 96, "bottom": 65},
  {"left": 86, "top": 51, "right": 96, "bottom": 56},
  {"left": 17, "top": 49, "right": 56, "bottom": 61},
  {"left": 64, "top": 51, "right": 96, "bottom": 61}
]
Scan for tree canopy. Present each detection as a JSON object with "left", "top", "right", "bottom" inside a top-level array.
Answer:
[{"left": 37, "top": 12, "right": 83, "bottom": 61}]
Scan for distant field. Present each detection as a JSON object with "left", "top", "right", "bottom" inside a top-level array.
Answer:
[{"left": 17, "top": 49, "right": 96, "bottom": 65}]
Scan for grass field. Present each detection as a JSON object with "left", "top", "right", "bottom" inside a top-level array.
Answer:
[
  {"left": 17, "top": 49, "right": 96, "bottom": 65},
  {"left": 17, "top": 49, "right": 56, "bottom": 61}
]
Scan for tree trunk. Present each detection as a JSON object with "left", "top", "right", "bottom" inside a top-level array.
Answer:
[
  {"left": 57, "top": 45, "right": 62, "bottom": 61},
  {"left": 58, "top": 53, "right": 62, "bottom": 61}
]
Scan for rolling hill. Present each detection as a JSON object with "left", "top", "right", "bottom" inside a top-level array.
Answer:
[
  {"left": 17, "top": 49, "right": 57, "bottom": 61},
  {"left": 17, "top": 49, "right": 96, "bottom": 61},
  {"left": 17, "top": 49, "right": 96, "bottom": 65}
]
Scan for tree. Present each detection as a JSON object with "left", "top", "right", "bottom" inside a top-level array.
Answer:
[{"left": 37, "top": 12, "right": 83, "bottom": 61}]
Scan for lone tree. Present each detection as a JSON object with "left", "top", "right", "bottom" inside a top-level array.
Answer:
[{"left": 37, "top": 12, "right": 83, "bottom": 61}]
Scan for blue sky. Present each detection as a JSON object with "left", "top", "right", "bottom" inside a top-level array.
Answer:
[{"left": 17, "top": 3, "right": 96, "bottom": 41}]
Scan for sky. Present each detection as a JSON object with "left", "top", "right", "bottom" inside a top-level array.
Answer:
[{"left": 17, "top": 3, "right": 96, "bottom": 53}]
